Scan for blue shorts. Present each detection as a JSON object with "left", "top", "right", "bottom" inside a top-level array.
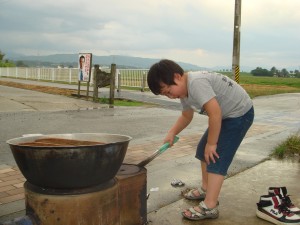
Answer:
[{"left": 195, "top": 106, "right": 254, "bottom": 176}]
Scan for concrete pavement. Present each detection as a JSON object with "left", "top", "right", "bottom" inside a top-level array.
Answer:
[
  {"left": 148, "top": 159, "right": 300, "bottom": 225},
  {"left": 0, "top": 77, "right": 299, "bottom": 224}
]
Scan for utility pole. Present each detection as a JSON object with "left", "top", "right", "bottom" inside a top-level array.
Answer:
[{"left": 232, "top": 0, "right": 241, "bottom": 83}]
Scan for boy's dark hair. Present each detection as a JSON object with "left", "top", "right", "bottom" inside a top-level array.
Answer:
[{"left": 147, "top": 59, "right": 184, "bottom": 95}]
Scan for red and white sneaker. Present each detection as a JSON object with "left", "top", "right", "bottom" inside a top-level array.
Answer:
[
  {"left": 269, "top": 187, "right": 300, "bottom": 215},
  {"left": 256, "top": 195, "right": 300, "bottom": 225}
]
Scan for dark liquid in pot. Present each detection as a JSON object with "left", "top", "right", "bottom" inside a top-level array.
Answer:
[{"left": 18, "top": 138, "right": 106, "bottom": 147}]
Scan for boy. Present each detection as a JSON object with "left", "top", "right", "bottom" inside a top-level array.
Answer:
[{"left": 147, "top": 59, "right": 254, "bottom": 220}]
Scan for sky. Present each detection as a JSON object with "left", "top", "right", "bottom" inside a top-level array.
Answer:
[{"left": 0, "top": 0, "right": 299, "bottom": 70}]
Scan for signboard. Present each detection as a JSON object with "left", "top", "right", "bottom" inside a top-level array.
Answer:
[{"left": 78, "top": 53, "right": 92, "bottom": 82}]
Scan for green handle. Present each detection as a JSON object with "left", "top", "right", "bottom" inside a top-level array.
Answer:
[{"left": 158, "top": 136, "right": 179, "bottom": 154}]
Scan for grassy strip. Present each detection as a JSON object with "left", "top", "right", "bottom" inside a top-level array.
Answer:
[
  {"left": 216, "top": 72, "right": 300, "bottom": 98},
  {"left": 242, "top": 84, "right": 300, "bottom": 99},
  {"left": 219, "top": 72, "right": 300, "bottom": 88},
  {"left": 272, "top": 134, "right": 300, "bottom": 159},
  {"left": 98, "top": 97, "right": 149, "bottom": 107}
]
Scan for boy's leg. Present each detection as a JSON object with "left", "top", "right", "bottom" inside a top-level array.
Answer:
[
  {"left": 184, "top": 130, "right": 208, "bottom": 199},
  {"left": 189, "top": 129, "right": 209, "bottom": 197},
  {"left": 204, "top": 172, "right": 224, "bottom": 208},
  {"left": 185, "top": 161, "right": 207, "bottom": 198},
  {"left": 201, "top": 161, "right": 208, "bottom": 190}
]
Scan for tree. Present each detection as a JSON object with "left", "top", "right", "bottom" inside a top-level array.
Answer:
[
  {"left": 270, "top": 66, "right": 277, "bottom": 76},
  {"left": 0, "top": 50, "right": 5, "bottom": 61},
  {"left": 281, "top": 68, "right": 289, "bottom": 77},
  {"left": 0, "top": 50, "right": 15, "bottom": 67},
  {"left": 250, "top": 67, "right": 272, "bottom": 77},
  {"left": 294, "top": 70, "right": 300, "bottom": 78}
]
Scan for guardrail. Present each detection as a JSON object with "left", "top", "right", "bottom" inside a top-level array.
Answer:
[{"left": 0, "top": 67, "right": 150, "bottom": 90}]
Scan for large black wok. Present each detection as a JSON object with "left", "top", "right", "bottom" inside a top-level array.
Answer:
[{"left": 7, "top": 133, "right": 132, "bottom": 189}]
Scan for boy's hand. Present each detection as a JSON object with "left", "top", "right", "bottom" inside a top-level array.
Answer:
[
  {"left": 204, "top": 143, "right": 219, "bottom": 165},
  {"left": 164, "top": 133, "right": 177, "bottom": 147}
]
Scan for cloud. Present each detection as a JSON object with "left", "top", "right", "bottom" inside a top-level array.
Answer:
[{"left": 0, "top": 0, "right": 299, "bottom": 69}]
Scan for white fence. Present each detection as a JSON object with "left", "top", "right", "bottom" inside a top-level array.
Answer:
[{"left": 0, "top": 67, "right": 150, "bottom": 89}]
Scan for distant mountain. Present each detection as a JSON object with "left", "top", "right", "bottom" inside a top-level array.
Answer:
[
  {"left": 5, "top": 52, "right": 298, "bottom": 72},
  {"left": 6, "top": 53, "right": 208, "bottom": 71}
]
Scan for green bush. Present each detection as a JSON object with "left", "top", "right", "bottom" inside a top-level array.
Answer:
[{"left": 0, "top": 61, "right": 15, "bottom": 67}]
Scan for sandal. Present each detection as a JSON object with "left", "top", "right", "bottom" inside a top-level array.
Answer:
[
  {"left": 182, "top": 201, "right": 219, "bottom": 220},
  {"left": 182, "top": 207, "right": 203, "bottom": 220},
  {"left": 171, "top": 179, "right": 185, "bottom": 187},
  {"left": 184, "top": 187, "right": 206, "bottom": 200}
]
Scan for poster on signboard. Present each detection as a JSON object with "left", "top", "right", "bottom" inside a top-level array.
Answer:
[{"left": 78, "top": 53, "right": 92, "bottom": 82}]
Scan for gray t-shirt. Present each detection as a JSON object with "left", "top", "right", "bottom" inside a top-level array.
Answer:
[{"left": 180, "top": 71, "right": 253, "bottom": 118}]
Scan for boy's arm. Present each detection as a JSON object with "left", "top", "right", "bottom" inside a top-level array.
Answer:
[
  {"left": 164, "top": 109, "right": 194, "bottom": 144},
  {"left": 203, "top": 97, "right": 222, "bottom": 164}
]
